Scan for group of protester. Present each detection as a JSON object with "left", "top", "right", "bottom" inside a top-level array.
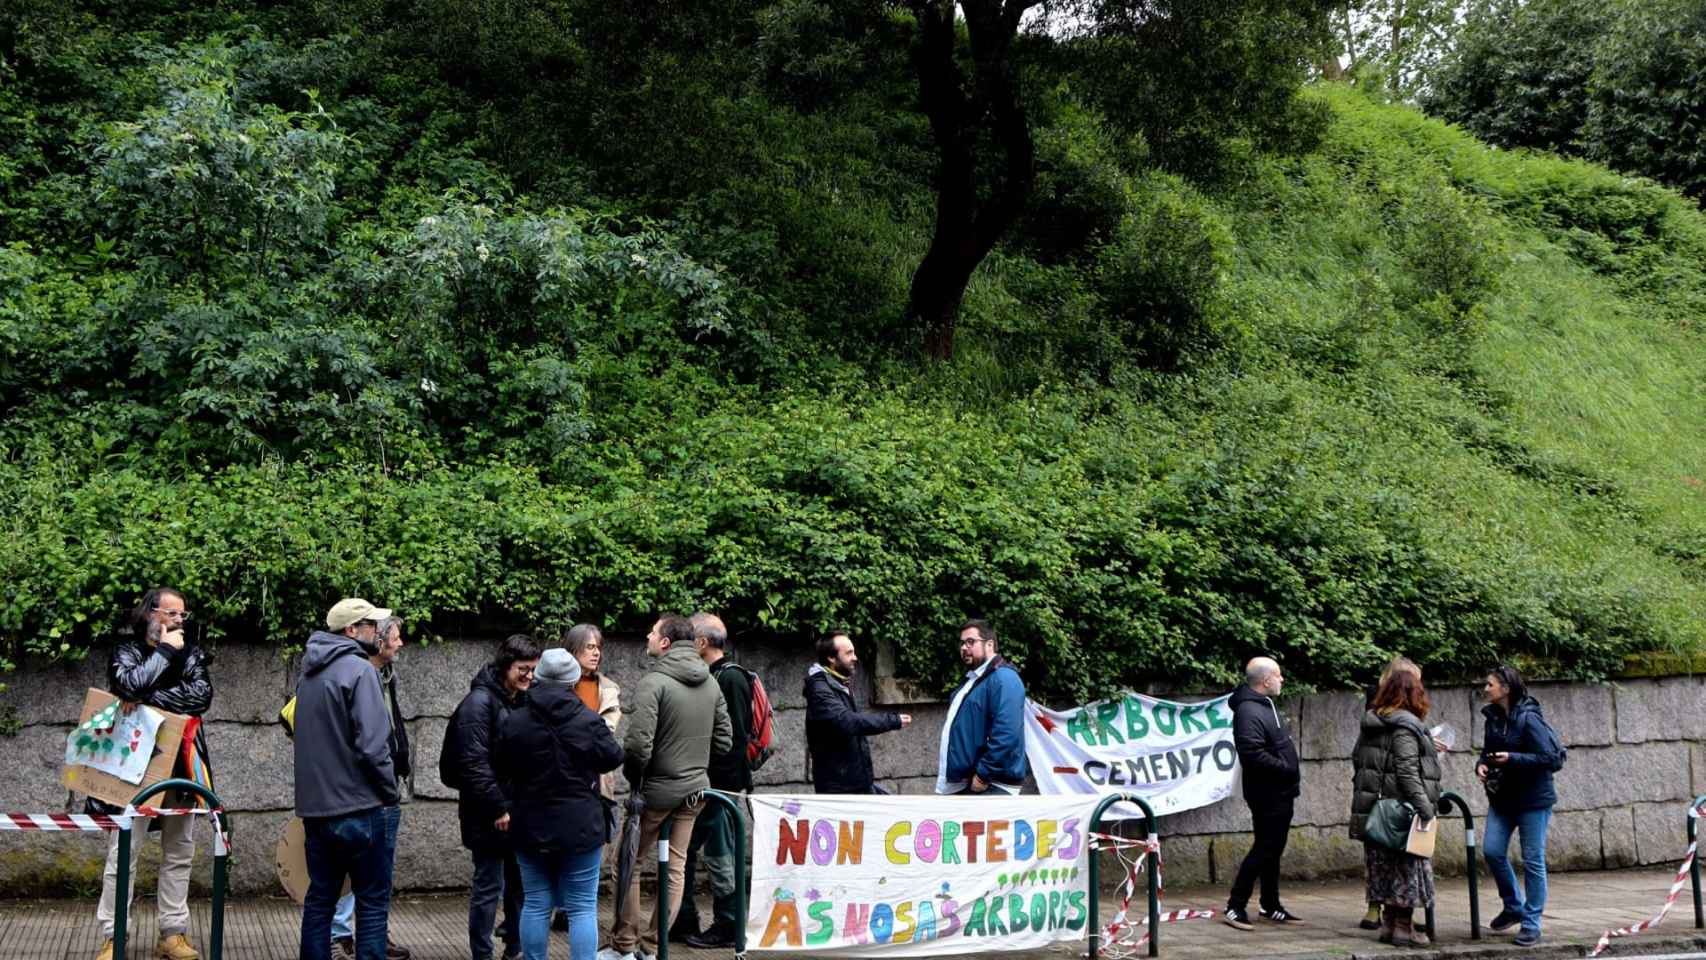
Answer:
[
  {"left": 82, "top": 585, "right": 1564, "bottom": 960},
  {"left": 1224, "top": 656, "right": 1564, "bottom": 948},
  {"left": 443, "top": 615, "right": 1020, "bottom": 960}
]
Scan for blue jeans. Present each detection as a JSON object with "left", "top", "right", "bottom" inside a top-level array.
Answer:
[
  {"left": 516, "top": 847, "right": 601, "bottom": 960},
  {"left": 333, "top": 806, "right": 401, "bottom": 940},
  {"left": 1483, "top": 805, "right": 1551, "bottom": 933},
  {"left": 301, "top": 808, "right": 393, "bottom": 960}
]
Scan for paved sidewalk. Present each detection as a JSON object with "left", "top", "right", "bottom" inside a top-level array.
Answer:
[{"left": 6, "top": 866, "right": 1704, "bottom": 960}]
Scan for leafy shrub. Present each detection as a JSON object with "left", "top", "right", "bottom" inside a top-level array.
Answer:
[{"left": 1094, "top": 175, "right": 1234, "bottom": 370}]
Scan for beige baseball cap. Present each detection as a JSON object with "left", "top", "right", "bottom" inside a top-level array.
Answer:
[{"left": 326, "top": 598, "right": 392, "bottom": 632}]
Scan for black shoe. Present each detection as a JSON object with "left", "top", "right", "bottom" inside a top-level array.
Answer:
[
  {"left": 1489, "top": 908, "right": 1522, "bottom": 932},
  {"left": 1222, "top": 907, "right": 1253, "bottom": 931},
  {"left": 1514, "top": 928, "right": 1541, "bottom": 947},
  {"left": 384, "top": 938, "right": 412, "bottom": 960},
  {"left": 684, "top": 929, "right": 737, "bottom": 950},
  {"left": 1259, "top": 906, "right": 1305, "bottom": 925},
  {"left": 667, "top": 921, "right": 702, "bottom": 944}
]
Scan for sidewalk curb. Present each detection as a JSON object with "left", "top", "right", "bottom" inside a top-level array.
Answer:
[{"left": 1326, "top": 932, "right": 1706, "bottom": 959}]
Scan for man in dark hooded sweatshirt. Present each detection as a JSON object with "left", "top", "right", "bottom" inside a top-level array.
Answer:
[
  {"left": 294, "top": 598, "right": 400, "bottom": 960},
  {"left": 1222, "top": 656, "right": 1304, "bottom": 930}
]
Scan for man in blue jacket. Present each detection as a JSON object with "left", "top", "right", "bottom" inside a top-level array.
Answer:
[
  {"left": 935, "top": 620, "right": 1028, "bottom": 795},
  {"left": 294, "top": 598, "right": 400, "bottom": 960}
]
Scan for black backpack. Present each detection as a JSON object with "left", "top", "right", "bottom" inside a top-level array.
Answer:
[
  {"left": 439, "top": 701, "right": 466, "bottom": 790},
  {"left": 1528, "top": 712, "right": 1567, "bottom": 772}
]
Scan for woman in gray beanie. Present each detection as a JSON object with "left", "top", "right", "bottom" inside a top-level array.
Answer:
[{"left": 496, "top": 649, "right": 623, "bottom": 960}]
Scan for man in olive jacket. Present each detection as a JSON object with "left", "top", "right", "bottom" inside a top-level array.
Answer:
[{"left": 605, "top": 615, "right": 733, "bottom": 960}]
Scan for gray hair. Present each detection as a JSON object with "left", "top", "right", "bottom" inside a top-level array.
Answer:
[
  {"left": 563, "top": 622, "right": 604, "bottom": 656},
  {"left": 690, "top": 611, "right": 729, "bottom": 650},
  {"left": 375, "top": 615, "right": 404, "bottom": 640}
]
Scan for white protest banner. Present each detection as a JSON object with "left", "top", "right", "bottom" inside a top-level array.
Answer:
[
  {"left": 1025, "top": 692, "right": 1239, "bottom": 816},
  {"left": 747, "top": 793, "right": 1104, "bottom": 957}
]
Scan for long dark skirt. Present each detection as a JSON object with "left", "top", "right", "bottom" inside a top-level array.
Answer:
[{"left": 1364, "top": 841, "right": 1435, "bottom": 908}]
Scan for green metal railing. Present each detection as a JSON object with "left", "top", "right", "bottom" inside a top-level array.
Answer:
[
  {"left": 1086, "top": 793, "right": 1160, "bottom": 959},
  {"left": 1689, "top": 793, "right": 1706, "bottom": 929},
  {"left": 656, "top": 789, "right": 749, "bottom": 960},
  {"left": 1425, "top": 789, "right": 1479, "bottom": 942},
  {"left": 112, "top": 779, "right": 229, "bottom": 960}
]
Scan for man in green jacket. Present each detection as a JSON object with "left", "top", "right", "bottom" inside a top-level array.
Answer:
[
  {"left": 672, "top": 612, "right": 751, "bottom": 949},
  {"left": 603, "top": 614, "right": 733, "bottom": 960}
]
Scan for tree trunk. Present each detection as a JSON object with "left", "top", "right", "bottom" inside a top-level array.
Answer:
[{"left": 905, "top": 0, "right": 1037, "bottom": 361}]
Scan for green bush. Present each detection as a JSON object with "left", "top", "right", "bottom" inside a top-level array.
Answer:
[
  {"left": 3, "top": 3, "right": 1706, "bottom": 703},
  {"left": 1094, "top": 175, "right": 1234, "bottom": 370}
]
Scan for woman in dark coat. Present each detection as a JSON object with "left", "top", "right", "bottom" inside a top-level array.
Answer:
[
  {"left": 495, "top": 648, "right": 623, "bottom": 960},
  {"left": 1349, "top": 669, "right": 1442, "bottom": 947},
  {"left": 1478, "top": 664, "right": 1563, "bottom": 947}
]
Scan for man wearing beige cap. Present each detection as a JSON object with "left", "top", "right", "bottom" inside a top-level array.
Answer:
[{"left": 295, "top": 599, "right": 400, "bottom": 960}]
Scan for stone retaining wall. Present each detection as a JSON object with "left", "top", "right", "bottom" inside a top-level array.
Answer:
[{"left": 1, "top": 636, "right": 1701, "bottom": 896}]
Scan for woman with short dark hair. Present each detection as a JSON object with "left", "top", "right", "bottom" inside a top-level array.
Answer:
[
  {"left": 1478, "top": 664, "right": 1563, "bottom": 947},
  {"left": 450, "top": 634, "right": 543, "bottom": 960}
]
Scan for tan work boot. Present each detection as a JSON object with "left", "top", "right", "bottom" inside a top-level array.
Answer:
[
  {"left": 157, "top": 933, "right": 201, "bottom": 960},
  {"left": 95, "top": 940, "right": 114, "bottom": 960}
]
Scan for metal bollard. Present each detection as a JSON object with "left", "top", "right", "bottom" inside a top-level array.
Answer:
[
  {"left": 111, "top": 779, "right": 231, "bottom": 960},
  {"left": 1427, "top": 790, "right": 1479, "bottom": 942},
  {"left": 1086, "top": 792, "right": 1160, "bottom": 959},
  {"left": 1689, "top": 794, "right": 1706, "bottom": 929}
]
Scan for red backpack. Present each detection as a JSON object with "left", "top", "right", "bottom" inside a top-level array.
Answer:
[{"left": 733, "top": 664, "right": 776, "bottom": 770}]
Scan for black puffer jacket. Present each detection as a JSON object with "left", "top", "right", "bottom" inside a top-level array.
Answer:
[
  {"left": 495, "top": 681, "right": 623, "bottom": 856},
  {"left": 1229, "top": 684, "right": 1300, "bottom": 810},
  {"left": 1480, "top": 696, "right": 1561, "bottom": 813},
  {"left": 804, "top": 665, "right": 901, "bottom": 794},
  {"left": 108, "top": 635, "right": 215, "bottom": 793},
  {"left": 452, "top": 664, "right": 522, "bottom": 854},
  {"left": 1349, "top": 708, "right": 1441, "bottom": 841}
]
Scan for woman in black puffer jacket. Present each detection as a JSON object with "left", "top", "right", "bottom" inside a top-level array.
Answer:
[
  {"left": 495, "top": 648, "right": 623, "bottom": 960},
  {"left": 1349, "top": 668, "right": 1442, "bottom": 948}
]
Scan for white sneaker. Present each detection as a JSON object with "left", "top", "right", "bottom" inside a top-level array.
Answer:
[{"left": 595, "top": 950, "right": 634, "bottom": 960}]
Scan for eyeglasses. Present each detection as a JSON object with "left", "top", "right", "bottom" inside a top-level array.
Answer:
[
  {"left": 154, "top": 608, "right": 192, "bottom": 622},
  {"left": 514, "top": 665, "right": 536, "bottom": 676}
]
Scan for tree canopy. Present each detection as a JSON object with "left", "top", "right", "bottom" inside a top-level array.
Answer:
[{"left": 3, "top": 0, "right": 1705, "bottom": 699}]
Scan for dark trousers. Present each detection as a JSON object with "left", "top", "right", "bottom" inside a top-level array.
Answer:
[
  {"left": 677, "top": 804, "right": 740, "bottom": 936},
  {"left": 301, "top": 808, "right": 393, "bottom": 960},
  {"left": 469, "top": 850, "right": 522, "bottom": 960},
  {"left": 1227, "top": 800, "right": 1293, "bottom": 913}
]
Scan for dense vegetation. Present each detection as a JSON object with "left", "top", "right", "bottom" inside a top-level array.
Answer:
[
  {"left": 1424, "top": 0, "right": 1706, "bottom": 202},
  {"left": 3, "top": 1, "right": 1704, "bottom": 701}
]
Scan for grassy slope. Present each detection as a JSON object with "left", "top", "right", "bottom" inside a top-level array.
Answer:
[{"left": 1139, "top": 85, "right": 1706, "bottom": 660}]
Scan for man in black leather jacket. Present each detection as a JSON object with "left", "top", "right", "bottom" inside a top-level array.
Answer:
[{"left": 93, "top": 588, "right": 212, "bottom": 960}]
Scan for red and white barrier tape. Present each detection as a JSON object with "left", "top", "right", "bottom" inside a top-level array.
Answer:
[
  {"left": 1589, "top": 802, "right": 1706, "bottom": 957},
  {"left": 1090, "top": 832, "right": 1217, "bottom": 956},
  {"left": 1, "top": 807, "right": 229, "bottom": 855},
  {"left": 0, "top": 812, "right": 127, "bottom": 832}
]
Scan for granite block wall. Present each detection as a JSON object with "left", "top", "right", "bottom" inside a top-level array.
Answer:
[{"left": 1, "top": 638, "right": 1701, "bottom": 895}]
